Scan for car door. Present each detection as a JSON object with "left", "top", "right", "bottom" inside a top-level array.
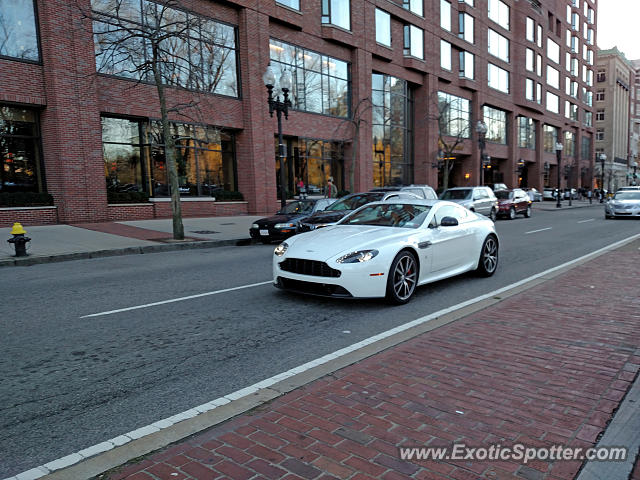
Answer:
[
  {"left": 428, "top": 205, "right": 476, "bottom": 272},
  {"left": 513, "top": 189, "right": 527, "bottom": 213},
  {"left": 472, "top": 189, "right": 490, "bottom": 215}
]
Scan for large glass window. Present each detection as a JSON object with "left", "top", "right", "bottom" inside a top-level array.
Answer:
[
  {"left": 564, "top": 131, "right": 575, "bottom": 157},
  {"left": 483, "top": 106, "right": 507, "bottom": 144},
  {"left": 525, "top": 78, "right": 535, "bottom": 101},
  {"left": 581, "top": 136, "right": 591, "bottom": 161},
  {"left": 440, "top": 40, "right": 452, "bottom": 70},
  {"left": 269, "top": 39, "right": 350, "bottom": 117},
  {"left": 488, "top": 0, "right": 509, "bottom": 30},
  {"left": 546, "top": 92, "right": 559, "bottom": 113},
  {"left": 403, "top": 0, "right": 423, "bottom": 16},
  {"left": 294, "top": 139, "right": 344, "bottom": 195},
  {"left": 547, "top": 66, "right": 560, "bottom": 89},
  {"left": 375, "top": 9, "right": 391, "bottom": 47},
  {"left": 440, "top": 0, "right": 451, "bottom": 31},
  {"left": 322, "top": 0, "right": 351, "bottom": 30},
  {"left": 488, "top": 28, "right": 509, "bottom": 62},
  {"left": 276, "top": 0, "right": 300, "bottom": 10},
  {"left": 101, "top": 116, "right": 237, "bottom": 197},
  {"left": 92, "top": 0, "right": 238, "bottom": 97},
  {"left": 488, "top": 63, "right": 509, "bottom": 93},
  {"left": 0, "top": 106, "right": 44, "bottom": 193},
  {"left": 458, "top": 13, "right": 474, "bottom": 44},
  {"left": 526, "top": 17, "right": 535, "bottom": 42},
  {"left": 437, "top": 91, "right": 471, "bottom": 138},
  {"left": 372, "top": 74, "right": 414, "bottom": 187},
  {"left": 543, "top": 124, "right": 557, "bottom": 153},
  {"left": 547, "top": 38, "right": 560, "bottom": 64},
  {"left": 404, "top": 24, "right": 424, "bottom": 59},
  {"left": 0, "top": 0, "right": 40, "bottom": 61},
  {"left": 518, "top": 116, "right": 535, "bottom": 149},
  {"left": 459, "top": 51, "right": 474, "bottom": 80}
]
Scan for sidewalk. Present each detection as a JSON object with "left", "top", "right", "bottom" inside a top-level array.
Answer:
[
  {"left": 73, "top": 237, "right": 638, "bottom": 480},
  {"left": 532, "top": 199, "right": 602, "bottom": 211},
  {"left": 0, "top": 216, "right": 260, "bottom": 267}
]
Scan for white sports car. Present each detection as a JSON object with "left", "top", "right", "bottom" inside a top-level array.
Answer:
[{"left": 273, "top": 199, "right": 499, "bottom": 304}]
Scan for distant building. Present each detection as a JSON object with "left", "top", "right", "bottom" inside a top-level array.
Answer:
[{"left": 630, "top": 59, "right": 640, "bottom": 185}]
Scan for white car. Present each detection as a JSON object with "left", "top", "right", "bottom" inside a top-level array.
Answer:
[{"left": 273, "top": 200, "right": 499, "bottom": 304}]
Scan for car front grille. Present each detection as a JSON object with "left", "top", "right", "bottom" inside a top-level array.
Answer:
[
  {"left": 276, "top": 277, "right": 351, "bottom": 297},
  {"left": 279, "top": 258, "right": 341, "bottom": 277}
]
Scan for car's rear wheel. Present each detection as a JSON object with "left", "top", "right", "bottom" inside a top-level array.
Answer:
[
  {"left": 524, "top": 205, "right": 532, "bottom": 218},
  {"left": 509, "top": 207, "right": 516, "bottom": 220},
  {"left": 489, "top": 208, "right": 497, "bottom": 222},
  {"left": 386, "top": 251, "right": 418, "bottom": 305},
  {"left": 476, "top": 235, "right": 498, "bottom": 277}
]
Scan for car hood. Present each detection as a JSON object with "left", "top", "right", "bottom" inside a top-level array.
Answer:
[
  {"left": 286, "top": 225, "right": 414, "bottom": 262},
  {"left": 301, "top": 210, "right": 352, "bottom": 224}
]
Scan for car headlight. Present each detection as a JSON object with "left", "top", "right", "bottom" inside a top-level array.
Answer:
[
  {"left": 274, "top": 223, "right": 296, "bottom": 229},
  {"left": 274, "top": 242, "right": 288, "bottom": 256},
  {"left": 251, "top": 223, "right": 259, "bottom": 229},
  {"left": 336, "top": 250, "right": 379, "bottom": 264}
]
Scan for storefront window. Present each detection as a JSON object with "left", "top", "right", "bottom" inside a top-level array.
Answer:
[
  {"left": 0, "top": 0, "right": 40, "bottom": 61},
  {"left": 372, "top": 74, "right": 413, "bottom": 187},
  {"left": 0, "top": 106, "right": 44, "bottom": 193}
]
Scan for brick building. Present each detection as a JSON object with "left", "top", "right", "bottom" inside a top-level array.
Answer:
[{"left": 0, "top": 0, "right": 597, "bottom": 226}]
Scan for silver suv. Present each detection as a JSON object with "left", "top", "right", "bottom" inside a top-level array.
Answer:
[{"left": 440, "top": 186, "right": 498, "bottom": 221}]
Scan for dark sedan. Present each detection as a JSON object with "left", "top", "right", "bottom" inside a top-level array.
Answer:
[
  {"left": 250, "top": 198, "right": 335, "bottom": 243},
  {"left": 495, "top": 188, "right": 532, "bottom": 219},
  {"left": 297, "top": 192, "right": 388, "bottom": 232}
]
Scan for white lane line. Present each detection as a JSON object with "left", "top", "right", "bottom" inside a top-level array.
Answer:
[
  {"left": 578, "top": 219, "right": 595, "bottom": 224},
  {"left": 525, "top": 227, "right": 552, "bottom": 235},
  {"left": 80, "top": 281, "right": 272, "bottom": 318},
  {"left": 16, "top": 232, "right": 640, "bottom": 480}
]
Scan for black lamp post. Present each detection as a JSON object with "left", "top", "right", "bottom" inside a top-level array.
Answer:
[
  {"left": 564, "top": 163, "right": 573, "bottom": 206},
  {"left": 476, "top": 120, "right": 488, "bottom": 186},
  {"left": 631, "top": 161, "right": 638, "bottom": 186},
  {"left": 263, "top": 65, "right": 292, "bottom": 209},
  {"left": 599, "top": 153, "right": 606, "bottom": 202},
  {"left": 516, "top": 159, "right": 525, "bottom": 187},
  {"left": 555, "top": 141, "right": 563, "bottom": 208}
]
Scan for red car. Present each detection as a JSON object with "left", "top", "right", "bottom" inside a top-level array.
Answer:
[{"left": 495, "top": 188, "right": 532, "bottom": 219}]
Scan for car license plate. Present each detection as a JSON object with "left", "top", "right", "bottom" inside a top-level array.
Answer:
[{"left": 260, "top": 229, "right": 269, "bottom": 236}]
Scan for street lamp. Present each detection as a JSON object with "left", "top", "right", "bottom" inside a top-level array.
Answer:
[
  {"left": 516, "top": 159, "right": 525, "bottom": 187},
  {"left": 631, "top": 161, "right": 638, "bottom": 186},
  {"left": 263, "top": 65, "right": 292, "bottom": 209},
  {"left": 476, "top": 120, "right": 488, "bottom": 186},
  {"left": 599, "top": 153, "right": 606, "bottom": 202},
  {"left": 564, "top": 163, "right": 573, "bottom": 206},
  {"left": 555, "top": 141, "right": 563, "bottom": 208}
]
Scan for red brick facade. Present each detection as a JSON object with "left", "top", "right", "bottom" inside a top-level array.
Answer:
[{"left": 0, "top": 0, "right": 597, "bottom": 224}]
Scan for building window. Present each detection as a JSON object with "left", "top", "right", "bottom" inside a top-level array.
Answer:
[
  {"left": 293, "top": 139, "right": 345, "bottom": 195},
  {"left": 547, "top": 38, "right": 560, "bottom": 64},
  {"left": 372, "top": 74, "right": 413, "bottom": 187},
  {"left": 597, "top": 70, "right": 606, "bottom": 82},
  {"left": 276, "top": 0, "right": 300, "bottom": 10},
  {"left": 403, "top": 0, "right": 423, "bottom": 16},
  {"left": 596, "top": 89, "right": 605, "bottom": 101},
  {"left": 375, "top": 9, "right": 391, "bottom": 46},
  {"left": 537, "top": 83, "right": 542, "bottom": 104},
  {"left": 596, "top": 128, "right": 604, "bottom": 141},
  {"left": 584, "top": 90, "right": 593, "bottom": 106},
  {"left": 518, "top": 116, "right": 535, "bottom": 149},
  {"left": 458, "top": 13, "right": 474, "bottom": 43},
  {"left": 322, "top": 0, "right": 351, "bottom": 30},
  {"left": 269, "top": 39, "right": 350, "bottom": 117},
  {"left": 571, "top": 58, "right": 578, "bottom": 76},
  {"left": 404, "top": 24, "right": 424, "bottom": 59},
  {"left": 537, "top": 54, "right": 542, "bottom": 76},
  {"left": 546, "top": 65, "right": 560, "bottom": 90},
  {"left": 488, "top": 28, "right": 509, "bottom": 62},
  {"left": 440, "top": 0, "right": 451, "bottom": 31},
  {"left": 525, "top": 78, "right": 535, "bottom": 101},
  {"left": 488, "top": 63, "right": 509, "bottom": 93},
  {"left": 526, "top": 48, "right": 535, "bottom": 72},
  {"left": 581, "top": 136, "right": 591, "bottom": 160},
  {"left": 483, "top": 106, "right": 507, "bottom": 144},
  {"left": 543, "top": 125, "right": 557, "bottom": 153},
  {"left": 92, "top": 1, "right": 238, "bottom": 97},
  {"left": 440, "top": 40, "right": 452, "bottom": 70},
  {"left": 459, "top": 51, "right": 474, "bottom": 79},
  {"left": 0, "top": 0, "right": 40, "bottom": 62},
  {"left": 584, "top": 111, "right": 592, "bottom": 127},
  {"left": 0, "top": 105, "right": 44, "bottom": 194},
  {"left": 596, "top": 110, "right": 605, "bottom": 121},
  {"left": 102, "top": 117, "right": 145, "bottom": 195},
  {"left": 564, "top": 131, "right": 575, "bottom": 157},
  {"left": 437, "top": 91, "right": 471, "bottom": 138},
  {"left": 537, "top": 24, "right": 542, "bottom": 48},
  {"left": 459, "top": 0, "right": 474, "bottom": 6},
  {"left": 488, "top": 0, "right": 509, "bottom": 30},
  {"left": 571, "top": 12, "right": 578, "bottom": 30},
  {"left": 526, "top": 17, "right": 535, "bottom": 42},
  {"left": 546, "top": 92, "right": 559, "bottom": 113}
]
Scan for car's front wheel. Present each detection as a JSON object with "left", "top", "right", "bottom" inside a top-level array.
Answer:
[
  {"left": 489, "top": 208, "right": 497, "bottom": 222},
  {"left": 509, "top": 207, "right": 516, "bottom": 220},
  {"left": 476, "top": 235, "right": 499, "bottom": 277},
  {"left": 386, "top": 250, "right": 418, "bottom": 305}
]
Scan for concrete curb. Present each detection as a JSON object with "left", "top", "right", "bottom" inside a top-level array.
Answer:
[{"left": 0, "top": 238, "right": 253, "bottom": 268}]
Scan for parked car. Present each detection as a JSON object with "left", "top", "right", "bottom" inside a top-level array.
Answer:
[
  {"left": 488, "top": 183, "right": 509, "bottom": 192},
  {"left": 274, "top": 199, "right": 499, "bottom": 304},
  {"left": 616, "top": 186, "right": 640, "bottom": 192},
  {"left": 440, "top": 186, "right": 498, "bottom": 221},
  {"left": 543, "top": 188, "right": 556, "bottom": 201},
  {"left": 604, "top": 190, "right": 640, "bottom": 218},
  {"left": 525, "top": 188, "right": 543, "bottom": 202},
  {"left": 250, "top": 198, "right": 336, "bottom": 243},
  {"left": 495, "top": 188, "right": 532, "bottom": 219},
  {"left": 399, "top": 184, "right": 438, "bottom": 200},
  {"left": 298, "top": 191, "right": 418, "bottom": 232},
  {"left": 563, "top": 188, "right": 579, "bottom": 200}
]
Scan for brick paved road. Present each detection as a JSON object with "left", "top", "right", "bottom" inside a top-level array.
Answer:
[{"left": 107, "top": 241, "right": 640, "bottom": 480}]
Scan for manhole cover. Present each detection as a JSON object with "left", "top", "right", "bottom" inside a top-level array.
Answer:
[{"left": 191, "top": 230, "right": 219, "bottom": 234}]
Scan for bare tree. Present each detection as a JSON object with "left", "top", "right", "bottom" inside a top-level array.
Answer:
[
  {"left": 82, "top": 0, "right": 237, "bottom": 239},
  {"left": 428, "top": 92, "right": 471, "bottom": 191}
]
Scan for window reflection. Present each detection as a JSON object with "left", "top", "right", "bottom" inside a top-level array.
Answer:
[{"left": 0, "top": 0, "right": 40, "bottom": 61}]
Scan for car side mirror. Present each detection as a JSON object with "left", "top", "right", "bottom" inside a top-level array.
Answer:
[{"left": 440, "top": 216, "right": 459, "bottom": 227}]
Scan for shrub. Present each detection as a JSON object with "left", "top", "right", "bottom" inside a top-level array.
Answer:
[{"left": 0, "top": 192, "right": 54, "bottom": 207}]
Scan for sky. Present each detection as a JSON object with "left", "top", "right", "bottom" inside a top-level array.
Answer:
[{"left": 597, "top": 0, "right": 640, "bottom": 61}]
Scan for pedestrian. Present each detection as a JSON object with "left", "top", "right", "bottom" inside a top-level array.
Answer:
[
  {"left": 297, "top": 178, "right": 306, "bottom": 199},
  {"left": 587, "top": 189, "right": 592, "bottom": 204},
  {"left": 326, "top": 177, "right": 338, "bottom": 198}
]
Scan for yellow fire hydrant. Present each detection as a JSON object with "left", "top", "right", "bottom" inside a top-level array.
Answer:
[{"left": 7, "top": 223, "right": 31, "bottom": 257}]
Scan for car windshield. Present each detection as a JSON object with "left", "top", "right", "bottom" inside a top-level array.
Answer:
[
  {"left": 614, "top": 191, "right": 640, "bottom": 200},
  {"left": 340, "top": 203, "right": 431, "bottom": 228},
  {"left": 441, "top": 189, "right": 472, "bottom": 200},
  {"left": 326, "top": 193, "right": 382, "bottom": 211},
  {"left": 279, "top": 201, "right": 314, "bottom": 214},
  {"left": 495, "top": 191, "right": 513, "bottom": 199}
]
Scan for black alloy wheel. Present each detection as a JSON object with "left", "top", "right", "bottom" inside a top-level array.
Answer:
[
  {"left": 476, "top": 235, "right": 499, "bottom": 277},
  {"left": 386, "top": 251, "right": 418, "bottom": 305}
]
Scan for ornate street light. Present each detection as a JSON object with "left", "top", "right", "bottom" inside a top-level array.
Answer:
[
  {"left": 476, "top": 120, "right": 488, "bottom": 186},
  {"left": 264, "top": 65, "right": 292, "bottom": 209},
  {"left": 599, "top": 153, "right": 606, "bottom": 203},
  {"left": 555, "top": 141, "right": 563, "bottom": 208}
]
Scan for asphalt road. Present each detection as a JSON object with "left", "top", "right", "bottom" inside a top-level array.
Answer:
[{"left": 0, "top": 204, "right": 638, "bottom": 477}]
